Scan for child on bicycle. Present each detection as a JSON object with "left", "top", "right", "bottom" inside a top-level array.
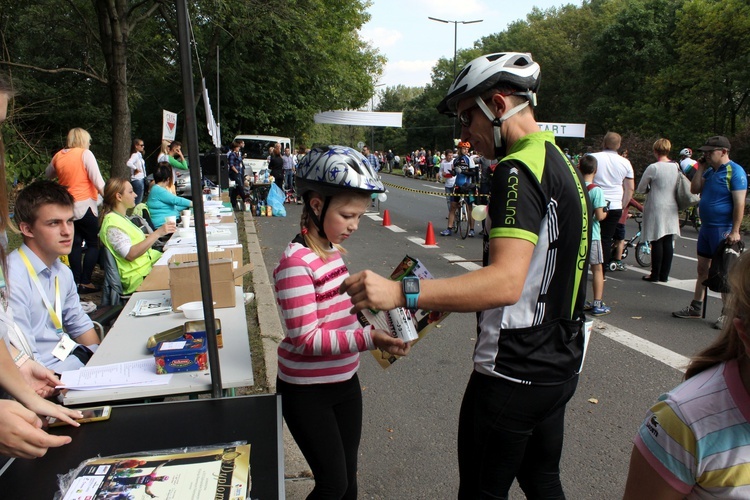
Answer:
[
  {"left": 273, "top": 145, "right": 410, "bottom": 498},
  {"left": 579, "top": 155, "right": 610, "bottom": 316}
]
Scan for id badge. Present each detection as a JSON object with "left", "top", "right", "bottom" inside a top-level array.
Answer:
[{"left": 52, "top": 334, "right": 78, "bottom": 362}]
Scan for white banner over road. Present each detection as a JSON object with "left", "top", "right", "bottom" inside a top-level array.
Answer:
[
  {"left": 537, "top": 122, "right": 586, "bottom": 138},
  {"left": 314, "top": 110, "right": 403, "bottom": 128}
]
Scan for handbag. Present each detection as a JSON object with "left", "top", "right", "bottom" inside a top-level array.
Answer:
[{"left": 674, "top": 163, "right": 700, "bottom": 211}]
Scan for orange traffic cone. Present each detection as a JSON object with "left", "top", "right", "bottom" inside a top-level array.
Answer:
[
  {"left": 382, "top": 209, "right": 391, "bottom": 227},
  {"left": 424, "top": 222, "right": 437, "bottom": 246}
]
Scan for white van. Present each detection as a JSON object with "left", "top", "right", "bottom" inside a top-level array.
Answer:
[{"left": 233, "top": 134, "right": 292, "bottom": 175}]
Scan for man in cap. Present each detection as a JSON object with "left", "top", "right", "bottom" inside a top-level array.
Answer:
[
  {"left": 340, "top": 52, "right": 590, "bottom": 499},
  {"left": 673, "top": 136, "right": 747, "bottom": 328}
]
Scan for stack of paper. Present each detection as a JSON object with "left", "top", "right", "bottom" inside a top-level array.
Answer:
[
  {"left": 130, "top": 297, "right": 172, "bottom": 316},
  {"left": 59, "top": 359, "right": 172, "bottom": 391}
]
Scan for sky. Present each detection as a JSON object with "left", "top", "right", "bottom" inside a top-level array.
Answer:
[{"left": 360, "top": 0, "right": 583, "bottom": 89}]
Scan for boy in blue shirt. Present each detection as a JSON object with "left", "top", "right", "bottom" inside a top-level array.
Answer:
[{"left": 579, "top": 155, "right": 610, "bottom": 316}]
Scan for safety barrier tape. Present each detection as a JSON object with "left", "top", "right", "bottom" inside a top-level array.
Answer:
[{"left": 381, "top": 181, "right": 490, "bottom": 199}]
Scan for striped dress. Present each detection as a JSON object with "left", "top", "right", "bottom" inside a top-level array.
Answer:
[
  {"left": 634, "top": 359, "right": 750, "bottom": 498},
  {"left": 273, "top": 238, "right": 374, "bottom": 385}
]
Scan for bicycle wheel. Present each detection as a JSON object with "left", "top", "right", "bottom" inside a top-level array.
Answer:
[
  {"left": 635, "top": 241, "right": 651, "bottom": 267},
  {"left": 458, "top": 202, "right": 469, "bottom": 239}
]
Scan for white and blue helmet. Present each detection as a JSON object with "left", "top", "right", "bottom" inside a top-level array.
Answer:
[{"left": 296, "top": 145, "right": 385, "bottom": 198}]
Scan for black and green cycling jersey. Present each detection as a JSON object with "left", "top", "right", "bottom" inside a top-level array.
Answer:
[{"left": 477, "top": 131, "right": 591, "bottom": 385}]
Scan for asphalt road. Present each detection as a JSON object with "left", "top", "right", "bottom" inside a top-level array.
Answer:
[{"left": 255, "top": 173, "right": 741, "bottom": 499}]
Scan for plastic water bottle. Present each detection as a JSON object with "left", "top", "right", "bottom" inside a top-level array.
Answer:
[{"left": 264, "top": 169, "right": 269, "bottom": 183}]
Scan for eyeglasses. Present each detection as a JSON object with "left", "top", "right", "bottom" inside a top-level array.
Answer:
[{"left": 458, "top": 103, "right": 482, "bottom": 128}]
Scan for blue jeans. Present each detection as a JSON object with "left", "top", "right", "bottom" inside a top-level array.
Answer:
[
  {"left": 131, "top": 178, "right": 145, "bottom": 205},
  {"left": 284, "top": 170, "right": 295, "bottom": 191},
  {"left": 458, "top": 371, "right": 578, "bottom": 499}
]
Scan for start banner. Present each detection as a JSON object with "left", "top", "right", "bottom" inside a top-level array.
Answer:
[{"left": 537, "top": 122, "right": 586, "bottom": 138}]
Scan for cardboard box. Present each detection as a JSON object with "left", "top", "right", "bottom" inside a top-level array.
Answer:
[{"left": 168, "top": 248, "right": 252, "bottom": 309}]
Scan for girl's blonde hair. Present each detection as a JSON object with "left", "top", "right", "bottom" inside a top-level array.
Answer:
[
  {"left": 685, "top": 252, "right": 750, "bottom": 379},
  {"left": 160, "top": 139, "right": 171, "bottom": 156},
  {"left": 300, "top": 191, "right": 370, "bottom": 261},
  {"left": 67, "top": 127, "right": 92, "bottom": 149}
]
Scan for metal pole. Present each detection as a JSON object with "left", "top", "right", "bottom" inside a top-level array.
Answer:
[
  {"left": 215, "top": 46, "right": 221, "bottom": 189},
  {"left": 176, "top": 0, "right": 222, "bottom": 398},
  {"left": 453, "top": 21, "right": 458, "bottom": 79}
]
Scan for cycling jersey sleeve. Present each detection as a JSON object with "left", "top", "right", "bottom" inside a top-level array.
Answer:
[{"left": 487, "top": 160, "right": 545, "bottom": 245}]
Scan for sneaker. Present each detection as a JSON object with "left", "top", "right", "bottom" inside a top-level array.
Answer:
[
  {"left": 468, "top": 230, "right": 475, "bottom": 237},
  {"left": 713, "top": 315, "right": 725, "bottom": 330},
  {"left": 440, "top": 228, "right": 452, "bottom": 236},
  {"left": 672, "top": 304, "right": 702, "bottom": 319},
  {"left": 591, "top": 305, "right": 611, "bottom": 316},
  {"left": 614, "top": 260, "right": 626, "bottom": 271},
  {"left": 583, "top": 301, "right": 593, "bottom": 311}
]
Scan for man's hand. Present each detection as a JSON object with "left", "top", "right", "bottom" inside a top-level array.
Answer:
[
  {"left": 339, "top": 270, "right": 402, "bottom": 313},
  {"left": 727, "top": 230, "right": 742, "bottom": 244},
  {"left": 19, "top": 359, "right": 60, "bottom": 398},
  {"left": 0, "top": 400, "right": 72, "bottom": 459},
  {"left": 371, "top": 330, "right": 411, "bottom": 356}
]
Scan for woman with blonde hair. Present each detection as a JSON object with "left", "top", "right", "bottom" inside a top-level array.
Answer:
[
  {"left": 636, "top": 138, "right": 681, "bottom": 282},
  {"left": 99, "top": 178, "right": 175, "bottom": 295},
  {"left": 45, "top": 127, "right": 105, "bottom": 294},
  {"left": 624, "top": 252, "right": 750, "bottom": 498}
]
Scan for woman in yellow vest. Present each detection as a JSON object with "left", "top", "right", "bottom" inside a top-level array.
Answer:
[
  {"left": 99, "top": 178, "right": 176, "bottom": 294},
  {"left": 45, "top": 127, "right": 105, "bottom": 295}
]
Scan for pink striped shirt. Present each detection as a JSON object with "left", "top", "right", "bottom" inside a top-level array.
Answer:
[{"left": 273, "top": 240, "right": 374, "bottom": 384}]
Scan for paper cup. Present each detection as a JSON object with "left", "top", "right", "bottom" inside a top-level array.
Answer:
[
  {"left": 165, "top": 215, "right": 176, "bottom": 225},
  {"left": 182, "top": 209, "right": 191, "bottom": 218},
  {"left": 181, "top": 218, "right": 190, "bottom": 228}
]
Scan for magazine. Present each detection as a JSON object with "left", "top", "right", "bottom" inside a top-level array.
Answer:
[
  {"left": 130, "top": 297, "right": 172, "bottom": 317},
  {"left": 58, "top": 443, "right": 251, "bottom": 500},
  {"left": 358, "top": 255, "right": 450, "bottom": 369}
]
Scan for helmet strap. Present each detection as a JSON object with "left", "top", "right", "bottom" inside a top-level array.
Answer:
[
  {"left": 475, "top": 97, "right": 529, "bottom": 159},
  {"left": 305, "top": 195, "right": 332, "bottom": 241}
]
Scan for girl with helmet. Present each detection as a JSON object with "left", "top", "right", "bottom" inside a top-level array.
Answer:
[{"left": 272, "top": 145, "right": 410, "bottom": 499}]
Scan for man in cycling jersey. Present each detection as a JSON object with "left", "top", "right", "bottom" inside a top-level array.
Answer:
[
  {"left": 341, "top": 52, "right": 590, "bottom": 499},
  {"left": 673, "top": 136, "right": 747, "bottom": 329},
  {"left": 441, "top": 142, "right": 478, "bottom": 237},
  {"left": 679, "top": 147, "right": 698, "bottom": 180}
]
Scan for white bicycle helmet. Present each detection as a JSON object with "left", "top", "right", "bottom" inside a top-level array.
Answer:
[
  {"left": 296, "top": 145, "right": 385, "bottom": 198},
  {"left": 437, "top": 52, "right": 541, "bottom": 115},
  {"left": 679, "top": 148, "right": 692, "bottom": 158},
  {"left": 296, "top": 145, "right": 384, "bottom": 239}
]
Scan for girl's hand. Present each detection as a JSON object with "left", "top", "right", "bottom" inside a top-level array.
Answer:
[
  {"left": 0, "top": 400, "right": 73, "bottom": 459},
  {"left": 25, "top": 397, "right": 83, "bottom": 427},
  {"left": 19, "top": 359, "right": 60, "bottom": 398},
  {"left": 372, "top": 330, "right": 411, "bottom": 357}
]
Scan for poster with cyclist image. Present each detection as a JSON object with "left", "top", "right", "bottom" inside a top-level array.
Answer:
[{"left": 358, "top": 255, "right": 450, "bottom": 368}]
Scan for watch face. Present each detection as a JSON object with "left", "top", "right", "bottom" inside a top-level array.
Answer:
[{"left": 403, "top": 278, "right": 420, "bottom": 294}]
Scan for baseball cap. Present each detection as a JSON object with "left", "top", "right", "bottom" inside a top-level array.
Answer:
[{"left": 698, "top": 136, "right": 731, "bottom": 151}]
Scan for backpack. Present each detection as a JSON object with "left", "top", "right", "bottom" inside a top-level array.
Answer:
[{"left": 702, "top": 239, "right": 745, "bottom": 293}]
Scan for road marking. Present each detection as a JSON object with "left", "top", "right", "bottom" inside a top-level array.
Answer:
[
  {"left": 594, "top": 321, "right": 689, "bottom": 373},
  {"left": 440, "top": 253, "right": 482, "bottom": 271},
  {"left": 366, "top": 214, "right": 383, "bottom": 221},
  {"left": 679, "top": 236, "right": 698, "bottom": 242},
  {"left": 422, "top": 184, "right": 444, "bottom": 190},
  {"left": 406, "top": 236, "right": 438, "bottom": 248},
  {"left": 387, "top": 225, "right": 406, "bottom": 233},
  {"left": 624, "top": 265, "right": 720, "bottom": 298},
  {"left": 674, "top": 254, "right": 698, "bottom": 262}
]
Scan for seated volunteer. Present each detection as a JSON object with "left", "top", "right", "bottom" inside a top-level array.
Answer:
[
  {"left": 100, "top": 178, "right": 177, "bottom": 295},
  {"left": 146, "top": 163, "right": 192, "bottom": 228},
  {"left": 8, "top": 181, "right": 99, "bottom": 372}
]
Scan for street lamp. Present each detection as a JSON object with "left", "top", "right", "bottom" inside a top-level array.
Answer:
[{"left": 428, "top": 17, "right": 483, "bottom": 79}]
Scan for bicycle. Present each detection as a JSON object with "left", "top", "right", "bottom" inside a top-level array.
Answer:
[
  {"left": 679, "top": 205, "right": 701, "bottom": 230},
  {"left": 450, "top": 184, "right": 476, "bottom": 239},
  {"left": 610, "top": 212, "right": 651, "bottom": 270}
]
